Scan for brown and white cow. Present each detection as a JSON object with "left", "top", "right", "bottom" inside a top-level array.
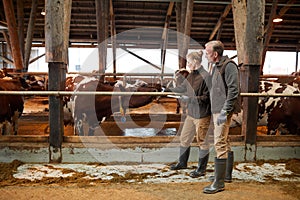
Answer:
[
  {"left": 64, "top": 75, "right": 161, "bottom": 136},
  {"left": 231, "top": 80, "right": 300, "bottom": 135},
  {"left": 0, "top": 78, "right": 26, "bottom": 135}
]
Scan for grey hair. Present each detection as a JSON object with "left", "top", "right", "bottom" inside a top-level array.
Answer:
[{"left": 205, "top": 40, "right": 224, "bottom": 56}]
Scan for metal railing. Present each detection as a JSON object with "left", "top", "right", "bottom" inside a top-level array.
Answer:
[{"left": 0, "top": 91, "right": 300, "bottom": 97}]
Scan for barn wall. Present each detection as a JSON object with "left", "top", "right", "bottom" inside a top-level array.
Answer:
[{"left": 0, "top": 143, "right": 299, "bottom": 163}]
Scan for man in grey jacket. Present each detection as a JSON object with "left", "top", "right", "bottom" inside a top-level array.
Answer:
[{"left": 203, "top": 40, "right": 240, "bottom": 194}]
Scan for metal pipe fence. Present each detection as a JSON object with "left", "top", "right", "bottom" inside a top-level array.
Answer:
[{"left": 0, "top": 91, "right": 300, "bottom": 97}]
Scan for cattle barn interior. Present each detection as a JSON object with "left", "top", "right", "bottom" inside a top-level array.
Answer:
[
  {"left": 0, "top": 0, "right": 299, "bottom": 163},
  {"left": 1, "top": 0, "right": 300, "bottom": 51}
]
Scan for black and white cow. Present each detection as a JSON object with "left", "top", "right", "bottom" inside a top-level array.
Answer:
[{"left": 231, "top": 80, "right": 300, "bottom": 135}]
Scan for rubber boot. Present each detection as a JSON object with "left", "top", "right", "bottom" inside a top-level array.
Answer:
[
  {"left": 224, "top": 151, "right": 234, "bottom": 182},
  {"left": 208, "top": 151, "right": 234, "bottom": 182},
  {"left": 170, "top": 146, "right": 190, "bottom": 170},
  {"left": 203, "top": 158, "right": 226, "bottom": 194},
  {"left": 189, "top": 149, "right": 209, "bottom": 178}
]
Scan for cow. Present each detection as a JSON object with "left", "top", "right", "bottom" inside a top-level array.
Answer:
[
  {"left": 258, "top": 80, "right": 300, "bottom": 135},
  {"left": 24, "top": 75, "right": 47, "bottom": 91},
  {"left": 231, "top": 80, "right": 300, "bottom": 135},
  {"left": 64, "top": 75, "right": 161, "bottom": 136},
  {"left": 0, "top": 78, "right": 26, "bottom": 135}
]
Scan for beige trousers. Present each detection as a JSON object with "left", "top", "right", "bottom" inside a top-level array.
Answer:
[
  {"left": 212, "top": 113, "right": 232, "bottom": 159},
  {"left": 180, "top": 115, "right": 211, "bottom": 150}
]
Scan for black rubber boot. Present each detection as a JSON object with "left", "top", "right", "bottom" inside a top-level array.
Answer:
[
  {"left": 189, "top": 149, "right": 209, "bottom": 178},
  {"left": 170, "top": 146, "right": 190, "bottom": 170},
  {"left": 208, "top": 151, "right": 234, "bottom": 182},
  {"left": 225, "top": 151, "right": 234, "bottom": 182},
  {"left": 203, "top": 158, "right": 227, "bottom": 194}
]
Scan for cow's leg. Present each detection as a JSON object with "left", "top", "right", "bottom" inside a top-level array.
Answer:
[
  {"left": 12, "top": 110, "right": 20, "bottom": 135},
  {"left": 4, "top": 120, "right": 13, "bottom": 135},
  {"left": 74, "top": 117, "right": 83, "bottom": 136},
  {"left": 176, "top": 99, "right": 180, "bottom": 114},
  {"left": 0, "top": 123, "right": 3, "bottom": 135},
  {"left": 88, "top": 126, "right": 96, "bottom": 136}
]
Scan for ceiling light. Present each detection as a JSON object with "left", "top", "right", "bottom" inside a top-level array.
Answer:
[
  {"left": 273, "top": 17, "right": 283, "bottom": 23},
  {"left": 0, "top": 25, "right": 8, "bottom": 30},
  {"left": 41, "top": 9, "right": 45, "bottom": 16}
]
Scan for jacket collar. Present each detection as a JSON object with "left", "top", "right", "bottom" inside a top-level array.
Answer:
[{"left": 215, "top": 56, "right": 229, "bottom": 68}]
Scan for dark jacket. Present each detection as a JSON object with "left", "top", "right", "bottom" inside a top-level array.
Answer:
[
  {"left": 210, "top": 56, "right": 240, "bottom": 114},
  {"left": 172, "top": 66, "right": 211, "bottom": 119}
]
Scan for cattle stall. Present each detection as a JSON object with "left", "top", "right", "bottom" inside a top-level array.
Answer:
[{"left": 0, "top": 79, "right": 299, "bottom": 163}]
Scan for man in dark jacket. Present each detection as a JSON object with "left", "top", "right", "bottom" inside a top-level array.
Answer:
[
  {"left": 168, "top": 51, "right": 212, "bottom": 178},
  {"left": 203, "top": 40, "right": 240, "bottom": 194}
]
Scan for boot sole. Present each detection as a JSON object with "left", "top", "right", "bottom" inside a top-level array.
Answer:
[
  {"left": 189, "top": 172, "right": 205, "bottom": 178},
  {"left": 203, "top": 188, "right": 225, "bottom": 194}
]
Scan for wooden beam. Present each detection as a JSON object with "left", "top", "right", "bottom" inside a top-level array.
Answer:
[
  {"left": 3, "top": 0, "right": 24, "bottom": 71},
  {"left": 110, "top": 0, "right": 117, "bottom": 77},
  {"left": 29, "top": 53, "right": 45, "bottom": 64},
  {"left": 0, "top": 54, "right": 14, "bottom": 65},
  {"left": 63, "top": 0, "right": 72, "bottom": 68},
  {"left": 24, "top": 0, "right": 38, "bottom": 71},
  {"left": 161, "top": 2, "right": 174, "bottom": 77},
  {"left": 120, "top": 47, "right": 161, "bottom": 70},
  {"left": 178, "top": 0, "right": 193, "bottom": 69},
  {"left": 45, "top": 0, "right": 66, "bottom": 62},
  {"left": 17, "top": 0, "right": 24, "bottom": 59},
  {"left": 209, "top": 3, "right": 232, "bottom": 41},
  {"left": 261, "top": 0, "right": 278, "bottom": 74},
  {"left": 242, "top": 0, "right": 265, "bottom": 161},
  {"left": 0, "top": 30, "right": 12, "bottom": 55},
  {"left": 45, "top": 0, "right": 71, "bottom": 163},
  {"left": 95, "top": 0, "right": 109, "bottom": 76},
  {"left": 261, "top": 0, "right": 296, "bottom": 74},
  {"left": 232, "top": 0, "right": 247, "bottom": 65},
  {"left": 276, "top": 0, "right": 297, "bottom": 19},
  {"left": 176, "top": 1, "right": 186, "bottom": 69},
  {"left": 162, "top": 2, "right": 174, "bottom": 40}
]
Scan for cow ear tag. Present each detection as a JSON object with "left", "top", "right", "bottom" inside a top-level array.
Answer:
[{"left": 121, "top": 116, "right": 126, "bottom": 123}]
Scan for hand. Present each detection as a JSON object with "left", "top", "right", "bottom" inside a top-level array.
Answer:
[
  {"left": 217, "top": 110, "right": 228, "bottom": 125},
  {"left": 180, "top": 95, "right": 190, "bottom": 103},
  {"left": 162, "top": 87, "right": 171, "bottom": 92}
]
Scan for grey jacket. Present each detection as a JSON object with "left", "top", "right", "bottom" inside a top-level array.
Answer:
[{"left": 210, "top": 56, "right": 240, "bottom": 114}]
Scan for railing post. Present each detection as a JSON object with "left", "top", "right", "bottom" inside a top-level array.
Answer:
[{"left": 240, "top": 64, "right": 260, "bottom": 161}]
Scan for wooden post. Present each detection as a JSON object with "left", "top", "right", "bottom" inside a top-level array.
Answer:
[
  {"left": 176, "top": 1, "right": 186, "bottom": 69},
  {"left": 45, "top": 0, "right": 71, "bottom": 163},
  {"left": 178, "top": 0, "right": 193, "bottom": 69},
  {"left": 1, "top": 42, "right": 8, "bottom": 68},
  {"left": 17, "top": 0, "right": 24, "bottom": 59},
  {"left": 96, "top": 0, "right": 108, "bottom": 76},
  {"left": 24, "top": 0, "right": 38, "bottom": 71},
  {"left": 232, "top": 0, "right": 246, "bottom": 65},
  {"left": 3, "top": 0, "right": 24, "bottom": 71},
  {"left": 242, "top": 0, "right": 265, "bottom": 161},
  {"left": 109, "top": 0, "right": 117, "bottom": 78},
  {"left": 296, "top": 49, "right": 299, "bottom": 72},
  {"left": 63, "top": 0, "right": 72, "bottom": 69},
  {"left": 161, "top": 2, "right": 174, "bottom": 83}
]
